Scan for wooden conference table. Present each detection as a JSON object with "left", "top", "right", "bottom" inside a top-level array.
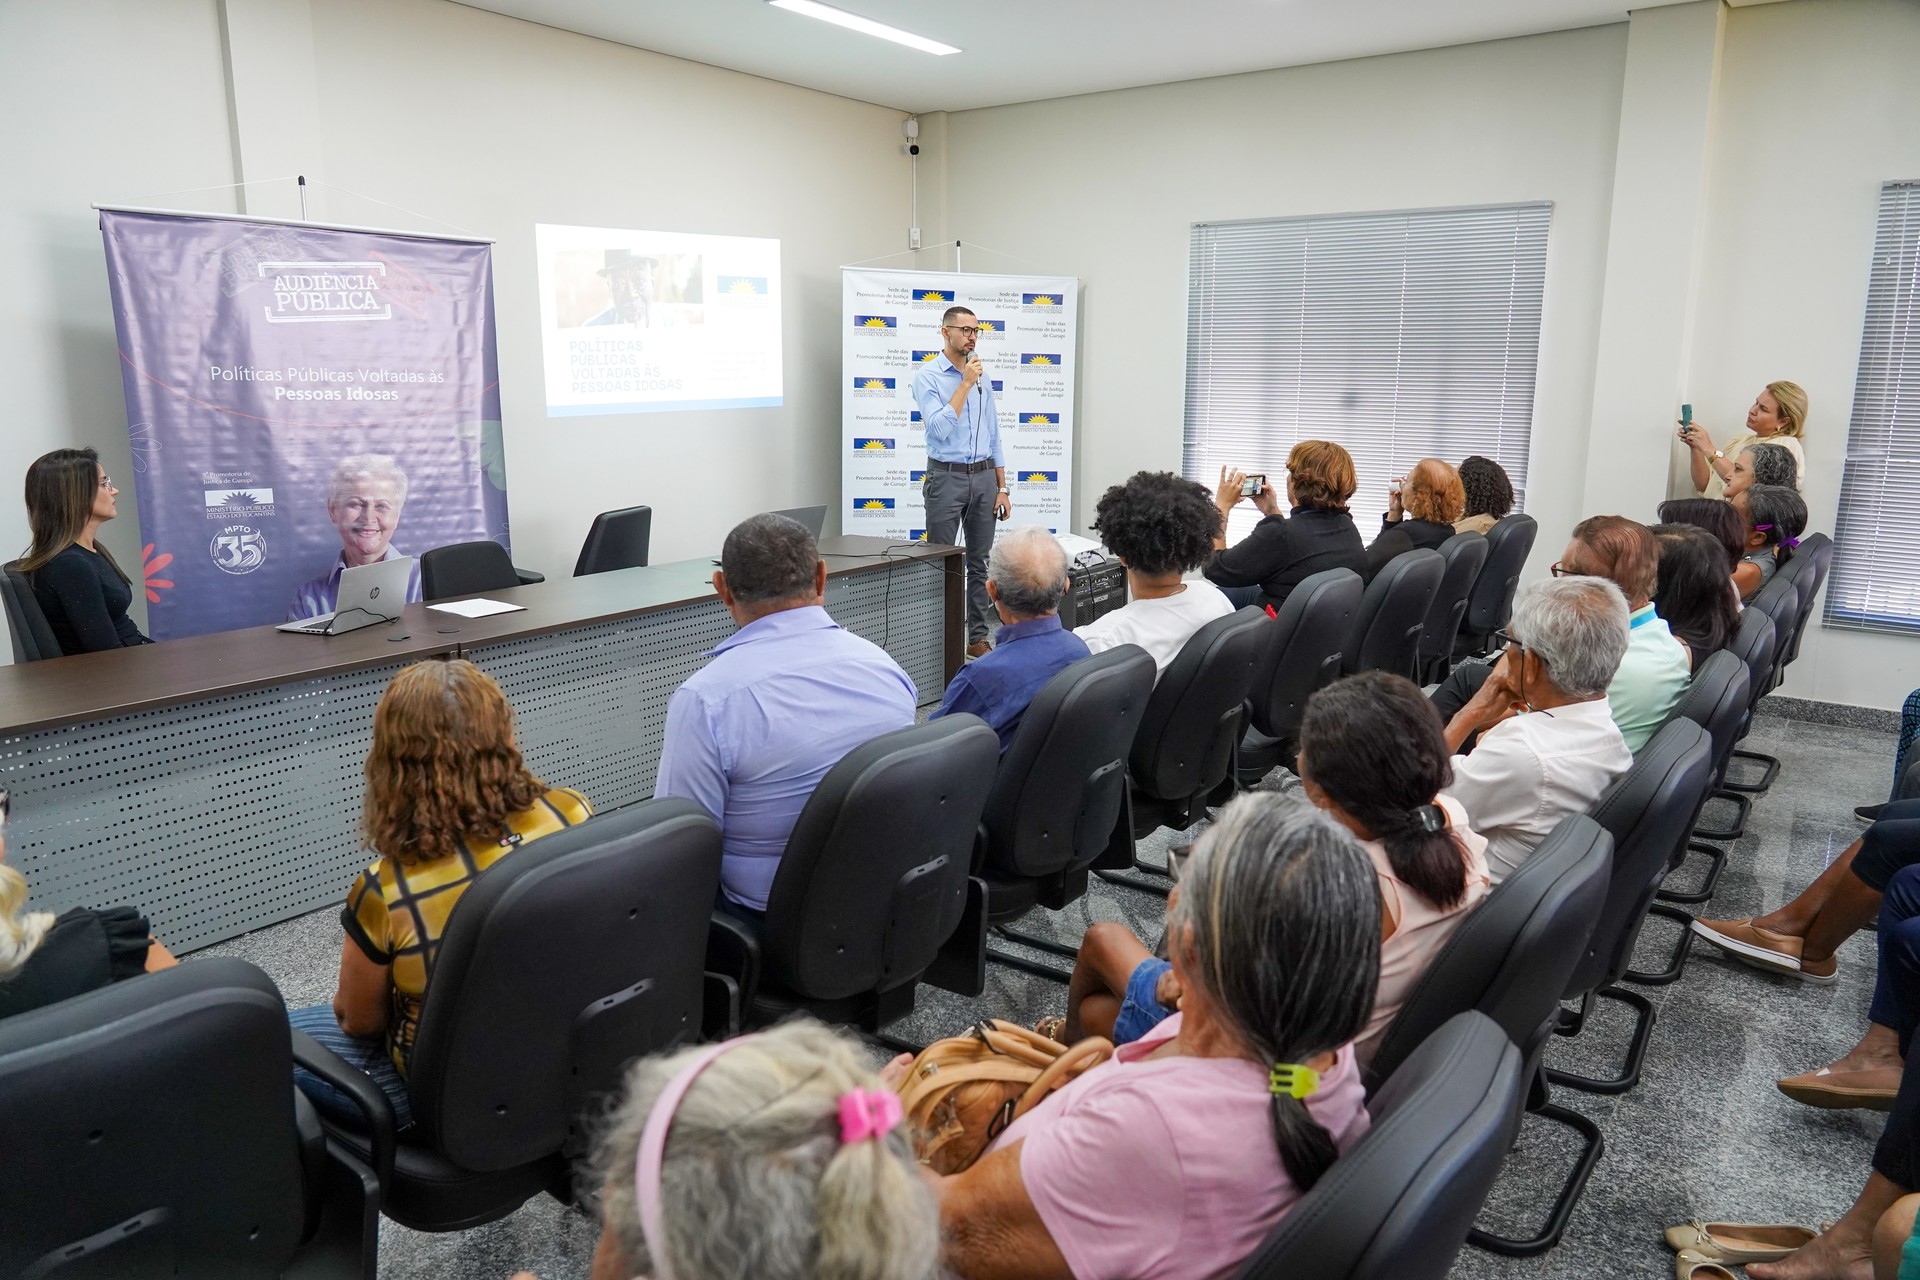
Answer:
[{"left": 0, "top": 536, "right": 961, "bottom": 951}]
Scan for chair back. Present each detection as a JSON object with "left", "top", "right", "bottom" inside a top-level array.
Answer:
[
  {"left": 406, "top": 799, "right": 722, "bottom": 1169},
  {"left": 1778, "top": 532, "right": 1834, "bottom": 668},
  {"left": 1367, "top": 815, "right": 1612, "bottom": 1086},
  {"left": 1748, "top": 574, "right": 1800, "bottom": 696},
  {"left": 1664, "top": 649, "right": 1750, "bottom": 788},
  {"left": 1726, "top": 604, "right": 1778, "bottom": 714},
  {"left": 1129, "top": 608, "right": 1271, "bottom": 803},
  {"left": 1233, "top": 1012, "right": 1524, "bottom": 1280},
  {"left": 0, "top": 958, "right": 315, "bottom": 1277},
  {"left": 421, "top": 540, "right": 518, "bottom": 601},
  {"left": 1457, "top": 514, "right": 1538, "bottom": 652},
  {"left": 2, "top": 562, "right": 64, "bottom": 662},
  {"left": 1344, "top": 549, "right": 1444, "bottom": 679},
  {"left": 762, "top": 716, "right": 1000, "bottom": 1001},
  {"left": 1570, "top": 719, "right": 1714, "bottom": 997},
  {"left": 983, "top": 646, "right": 1157, "bottom": 879},
  {"left": 1245, "top": 569, "right": 1364, "bottom": 742},
  {"left": 1417, "top": 533, "right": 1490, "bottom": 670},
  {"left": 573, "top": 506, "right": 653, "bottom": 576}
]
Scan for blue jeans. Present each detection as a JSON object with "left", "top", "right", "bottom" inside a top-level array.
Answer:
[
  {"left": 1113, "top": 957, "right": 1176, "bottom": 1046},
  {"left": 288, "top": 1004, "right": 415, "bottom": 1131}
]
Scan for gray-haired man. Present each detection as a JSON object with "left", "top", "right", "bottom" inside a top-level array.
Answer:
[{"left": 930, "top": 526, "right": 1089, "bottom": 751}]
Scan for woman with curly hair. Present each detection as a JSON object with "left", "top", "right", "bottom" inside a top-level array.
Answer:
[
  {"left": 289, "top": 659, "right": 592, "bottom": 1129},
  {"left": 1365, "top": 458, "right": 1464, "bottom": 580},
  {"left": 1453, "top": 456, "right": 1515, "bottom": 535},
  {"left": 1083, "top": 470, "right": 1233, "bottom": 676}
]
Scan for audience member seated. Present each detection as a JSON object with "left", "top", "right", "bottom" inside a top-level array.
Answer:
[
  {"left": 1658, "top": 496, "right": 1751, "bottom": 606},
  {"left": 656, "top": 513, "right": 917, "bottom": 917},
  {"left": 931, "top": 525, "right": 1089, "bottom": 751},
  {"left": 1679, "top": 379, "right": 1809, "bottom": 499},
  {"left": 588, "top": 1019, "right": 938, "bottom": 1280},
  {"left": 1652, "top": 523, "right": 1741, "bottom": 671},
  {"left": 1454, "top": 455, "right": 1516, "bottom": 535},
  {"left": 1860, "top": 691, "right": 1920, "bottom": 825},
  {"left": 1078, "top": 470, "right": 1233, "bottom": 676},
  {"left": 1202, "top": 440, "right": 1368, "bottom": 609},
  {"left": 933, "top": 793, "right": 1378, "bottom": 1280},
  {"left": 1365, "top": 457, "right": 1464, "bottom": 580},
  {"left": 1432, "top": 516, "right": 1688, "bottom": 753},
  {"left": 1299, "top": 672, "right": 1490, "bottom": 1063},
  {"left": 19, "top": 447, "right": 151, "bottom": 653},
  {"left": 1438, "top": 577, "right": 1634, "bottom": 883},
  {"left": 289, "top": 660, "right": 593, "bottom": 1130},
  {"left": 1731, "top": 484, "right": 1808, "bottom": 602},
  {"left": 0, "top": 791, "right": 175, "bottom": 1020},
  {"left": 1725, "top": 440, "right": 1801, "bottom": 498}
]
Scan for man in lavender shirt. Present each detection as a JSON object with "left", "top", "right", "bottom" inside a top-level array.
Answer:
[{"left": 654, "top": 512, "right": 917, "bottom": 916}]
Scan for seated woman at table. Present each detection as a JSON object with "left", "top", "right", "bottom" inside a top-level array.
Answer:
[
  {"left": 1, "top": 789, "right": 176, "bottom": 1020},
  {"left": 934, "top": 792, "right": 1378, "bottom": 1280},
  {"left": 18, "top": 447, "right": 151, "bottom": 653},
  {"left": 289, "top": 659, "right": 592, "bottom": 1129},
  {"left": 1365, "top": 458, "right": 1464, "bottom": 580}
]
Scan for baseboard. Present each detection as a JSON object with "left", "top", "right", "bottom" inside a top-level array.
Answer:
[{"left": 1754, "top": 693, "right": 1900, "bottom": 734}]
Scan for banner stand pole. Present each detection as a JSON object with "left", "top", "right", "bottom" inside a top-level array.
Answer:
[
  {"left": 954, "top": 240, "right": 962, "bottom": 274},
  {"left": 297, "top": 174, "right": 308, "bottom": 221}
]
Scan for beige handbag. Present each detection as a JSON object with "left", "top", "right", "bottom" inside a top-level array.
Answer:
[{"left": 895, "top": 1019, "right": 1112, "bottom": 1174}]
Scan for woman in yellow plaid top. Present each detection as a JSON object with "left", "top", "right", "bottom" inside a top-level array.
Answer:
[{"left": 290, "top": 659, "right": 591, "bottom": 1130}]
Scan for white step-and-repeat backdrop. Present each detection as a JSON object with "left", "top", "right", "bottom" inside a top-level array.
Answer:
[{"left": 841, "top": 268, "right": 1079, "bottom": 542}]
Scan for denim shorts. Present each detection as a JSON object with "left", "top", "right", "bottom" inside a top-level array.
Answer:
[{"left": 1113, "top": 957, "right": 1176, "bottom": 1046}]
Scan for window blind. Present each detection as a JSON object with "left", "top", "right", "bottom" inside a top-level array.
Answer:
[
  {"left": 1184, "top": 203, "right": 1551, "bottom": 545},
  {"left": 1825, "top": 180, "right": 1920, "bottom": 635}
]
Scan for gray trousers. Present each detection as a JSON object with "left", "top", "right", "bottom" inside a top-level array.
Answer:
[{"left": 923, "top": 466, "right": 998, "bottom": 643}]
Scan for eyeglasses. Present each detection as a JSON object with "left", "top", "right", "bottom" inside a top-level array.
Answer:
[
  {"left": 1492, "top": 629, "right": 1521, "bottom": 652},
  {"left": 944, "top": 326, "right": 981, "bottom": 337},
  {"left": 1549, "top": 561, "right": 1573, "bottom": 577},
  {"left": 99, "top": 476, "right": 113, "bottom": 489}
]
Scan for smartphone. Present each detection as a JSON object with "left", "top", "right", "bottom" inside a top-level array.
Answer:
[
  {"left": 1239, "top": 473, "right": 1265, "bottom": 498},
  {"left": 1681, "top": 403, "right": 1693, "bottom": 426}
]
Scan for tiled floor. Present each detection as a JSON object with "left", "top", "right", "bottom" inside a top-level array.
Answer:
[{"left": 198, "top": 710, "right": 1897, "bottom": 1279}]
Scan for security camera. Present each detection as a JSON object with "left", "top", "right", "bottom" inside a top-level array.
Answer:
[{"left": 907, "top": 143, "right": 920, "bottom": 156}]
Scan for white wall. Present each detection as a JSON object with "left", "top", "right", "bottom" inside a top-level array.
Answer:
[
  {"left": 1687, "top": 0, "right": 1920, "bottom": 707},
  {"left": 938, "top": 26, "right": 1631, "bottom": 594}
]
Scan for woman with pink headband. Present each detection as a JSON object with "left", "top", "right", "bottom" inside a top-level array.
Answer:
[{"left": 588, "top": 1019, "right": 938, "bottom": 1280}]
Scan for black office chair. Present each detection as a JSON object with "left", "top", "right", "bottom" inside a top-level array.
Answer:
[
  {"left": 1777, "top": 532, "right": 1835, "bottom": 670},
  {"left": 980, "top": 646, "right": 1158, "bottom": 979},
  {"left": 1724, "top": 574, "right": 1802, "bottom": 794},
  {"left": 1454, "top": 514, "right": 1538, "bottom": 660},
  {"left": 297, "top": 798, "right": 721, "bottom": 1233},
  {"left": 1098, "top": 608, "right": 1270, "bottom": 900},
  {"left": 1631, "top": 650, "right": 1750, "bottom": 983},
  {"left": 706, "top": 716, "right": 1001, "bottom": 1032},
  {"left": 1233, "top": 1012, "right": 1525, "bottom": 1280},
  {"left": 573, "top": 506, "right": 653, "bottom": 576},
  {"left": 0, "top": 957, "right": 375, "bottom": 1279},
  {"left": 1236, "top": 569, "right": 1364, "bottom": 787},
  {"left": 1, "top": 561, "right": 63, "bottom": 662},
  {"left": 419, "top": 540, "right": 546, "bottom": 601},
  {"left": 1365, "top": 815, "right": 1612, "bottom": 1257},
  {"left": 1547, "top": 719, "right": 1714, "bottom": 1096},
  {"left": 1344, "top": 549, "right": 1444, "bottom": 680},
  {"left": 1416, "top": 533, "right": 1490, "bottom": 684}
]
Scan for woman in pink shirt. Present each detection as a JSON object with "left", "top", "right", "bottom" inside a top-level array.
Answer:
[
  {"left": 932, "top": 793, "right": 1381, "bottom": 1280},
  {"left": 1296, "top": 671, "right": 1491, "bottom": 1066}
]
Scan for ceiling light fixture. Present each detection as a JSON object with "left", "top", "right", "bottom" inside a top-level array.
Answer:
[{"left": 765, "top": 0, "right": 961, "bottom": 56}]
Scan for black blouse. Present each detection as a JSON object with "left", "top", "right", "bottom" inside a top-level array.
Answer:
[
  {"left": 1203, "top": 508, "right": 1370, "bottom": 609},
  {"left": 1364, "top": 517, "right": 1457, "bottom": 581},
  {"left": 31, "top": 543, "right": 151, "bottom": 653},
  {"left": 0, "top": 906, "right": 152, "bottom": 1021}
]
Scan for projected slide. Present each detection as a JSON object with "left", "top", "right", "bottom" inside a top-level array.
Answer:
[{"left": 534, "top": 223, "right": 782, "bottom": 416}]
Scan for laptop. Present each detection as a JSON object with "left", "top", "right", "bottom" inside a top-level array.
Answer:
[
  {"left": 769, "top": 505, "right": 828, "bottom": 540},
  {"left": 276, "top": 556, "right": 415, "bottom": 635}
]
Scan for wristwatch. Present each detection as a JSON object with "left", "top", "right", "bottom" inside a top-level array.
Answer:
[
  {"left": 998, "top": 487, "right": 1010, "bottom": 494},
  {"left": 1713, "top": 449, "right": 1725, "bottom": 460}
]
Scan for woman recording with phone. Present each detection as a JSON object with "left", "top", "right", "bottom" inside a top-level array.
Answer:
[
  {"left": 1678, "top": 381, "right": 1808, "bottom": 499},
  {"left": 1203, "top": 440, "right": 1368, "bottom": 610}
]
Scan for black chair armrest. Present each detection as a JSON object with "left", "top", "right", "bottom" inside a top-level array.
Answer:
[
  {"left": 514, "top": 568, "right": 546, "bottom": 586},
  {"left": 705, "top": 911, "right": 762, "bottom": 1019},
  {"left": 289, "top": 1028, "right": 397, "bottom": 1191}
]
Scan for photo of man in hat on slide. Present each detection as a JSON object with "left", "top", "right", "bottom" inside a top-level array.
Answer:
[{"left": 585, "top": 248, "right": 658, "bottom": 327}]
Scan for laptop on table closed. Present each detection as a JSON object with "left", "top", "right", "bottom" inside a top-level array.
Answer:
[{"left": 276, "top": 556, "right": 414, "bottom": 635}]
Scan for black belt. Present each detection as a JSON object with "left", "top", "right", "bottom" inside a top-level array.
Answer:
[{"left": 927, "top": 458, "right": 996, "bottom": 474}]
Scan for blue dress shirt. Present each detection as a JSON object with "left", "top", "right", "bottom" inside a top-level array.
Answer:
[
  {"left": 911, "top": 353, "right": 1003, "bottom": 464},
  {"left": 931, "top": 614, "right": 1090, "bottom": 751},
  {"left": 654, "top": 605, "right": 918, "bottom": 911}
]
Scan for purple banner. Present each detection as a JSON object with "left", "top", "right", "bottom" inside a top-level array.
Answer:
[{"left": 99, "top": 210, "right": 507, "bottom": 640}]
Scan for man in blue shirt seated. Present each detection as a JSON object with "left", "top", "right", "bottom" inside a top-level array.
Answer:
[
  {"left": 654, "top": 512, "right": 918, "bottom": 918},
  {"left": 931, "top": 526, "right": 1090, "bottom": 751}
]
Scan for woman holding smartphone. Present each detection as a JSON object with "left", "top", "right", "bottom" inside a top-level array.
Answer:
[
  {"left": 1203, "top": 440, "right": 1368, "bottom": 610},
  {"left": 1679, "top": 381, "right": 1808, "bottom": 499}
]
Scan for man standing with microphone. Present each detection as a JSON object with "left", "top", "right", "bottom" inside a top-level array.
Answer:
[{"left": 914, "top": 305, "right": 1010, "bottom": 658}]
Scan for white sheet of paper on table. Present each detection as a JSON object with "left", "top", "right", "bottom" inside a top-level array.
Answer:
[{"left": 426, "top": 598, "right": 527, "bottom": 618}]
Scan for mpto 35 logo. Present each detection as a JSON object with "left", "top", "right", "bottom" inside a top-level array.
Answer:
[{"left": 210, "top": 524, "right": 266, "bottom": 575}]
